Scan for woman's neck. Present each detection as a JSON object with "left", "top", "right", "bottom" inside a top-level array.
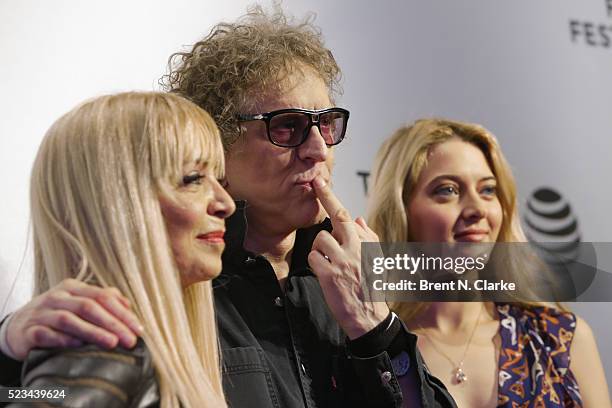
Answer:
[{"left": 412, "top": 302, "right": 497, "bottom": 334}]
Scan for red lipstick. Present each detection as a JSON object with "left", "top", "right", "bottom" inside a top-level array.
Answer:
[{"left": 197, "top": 231, "right": 225, "bottom": 243}]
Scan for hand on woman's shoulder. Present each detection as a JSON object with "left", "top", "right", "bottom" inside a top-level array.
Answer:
[
  {"left": 570, "top": 316, "right": 611, "bottom": 408},
  {"left": 15, "top": 338, "right": 158, "bottom": 408}
]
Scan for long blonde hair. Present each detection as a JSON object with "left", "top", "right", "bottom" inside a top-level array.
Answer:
[
  {"left": 30, "top": 92, "right": 226, "bottom": 407},
  {"left": 367, "top": 118, "right": 557, "bottom": 321}
]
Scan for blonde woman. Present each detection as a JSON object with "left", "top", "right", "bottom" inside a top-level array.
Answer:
[
  {"left": 10, "top": 92, "right": 234, "bottom": 407},
  {"left": 367, "top": 119, "right": 610, "bottom": 407}
]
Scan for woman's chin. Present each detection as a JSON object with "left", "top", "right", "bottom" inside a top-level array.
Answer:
[{"left": 181, "top": 262, "right": 223, "bottom": 287}]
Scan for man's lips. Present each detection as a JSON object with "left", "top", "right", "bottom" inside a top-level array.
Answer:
[
  {"left": 296, "top": 181, "right": 314, "bottom": 188},
  {"left": 196, "top": 231, "right": 225, "bottom": 243},
  {"left": 295, "top": 178, "right": 327, "bottom": 190}
]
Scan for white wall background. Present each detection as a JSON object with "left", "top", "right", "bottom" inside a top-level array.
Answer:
[{"left": 1, "top": 0, "right": 610, "bottom": 394}]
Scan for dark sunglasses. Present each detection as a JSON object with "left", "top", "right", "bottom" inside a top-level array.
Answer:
[{"left": 237, "top": 107, "right": 350, "bottom": 148}]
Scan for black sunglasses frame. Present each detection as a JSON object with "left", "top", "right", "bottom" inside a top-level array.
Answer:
[{"left": 236, "top": 107, "right": 350, "bottom": 148}]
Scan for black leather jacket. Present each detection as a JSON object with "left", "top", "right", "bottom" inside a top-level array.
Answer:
[{"left": 7, "top": 339, "right": 159, "bottom": 407}]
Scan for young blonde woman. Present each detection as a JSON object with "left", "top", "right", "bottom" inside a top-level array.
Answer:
[
  {"left": 367, "top": 119, "right": 610, "bottom": 407},
  {"left": 9, "top": 92, "right": 234, "bottom": 407}
]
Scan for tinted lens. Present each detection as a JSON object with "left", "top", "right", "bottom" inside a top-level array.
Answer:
[
  {"left": 319, "top": 111, "right": 347, "bottom": 145},
  {"left": 269, "top": 112, "right": 309, "bottom": 146}
]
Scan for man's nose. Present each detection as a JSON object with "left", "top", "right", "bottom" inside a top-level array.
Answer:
[{"left": 297, "top": 124, "right": 328, "bottom": 163}]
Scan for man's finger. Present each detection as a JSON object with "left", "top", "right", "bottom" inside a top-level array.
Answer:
[
  {"left": 107, "top": 287, "right": 131, "bottom": 308},
  {"left": 355, "top": 217, "right": 379, "bottom": 242},
  {"left": 312, "top": 176, "right": 352, "bottom": 223},
  {"left": 309, "top": 231, "right": 342, "bottom": 279},
  {"left": 49, "top": 295, "right": 138, "bottom": 348},
  {"left": 354, "top": 217, "right": 369, "bottom": 240},
  {"left": 308, "top": 251, "right": 335, "bottom": 279},
  {"left": 311, "top": 231, "right": 343, "bottom": 261},
  {"left": 38, "top": 310, "right": 120, "bottom": 349},
  {"left": 63, "top": 282, "right": 143, "bottom": 336},
  {"left": 26, "top": 326, "right": 83, "bottom": 349},
  {"left": 355, "top": 217, "right": 367, "bottom": 230}
]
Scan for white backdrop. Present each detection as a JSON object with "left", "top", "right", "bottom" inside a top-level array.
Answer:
[{"left": 1, "top": 0, "right": 610, "bottom": 393}]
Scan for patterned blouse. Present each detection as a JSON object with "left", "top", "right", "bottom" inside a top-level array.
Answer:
[{"left": 497, "top": 303, "right": 582, "bottom": 407}]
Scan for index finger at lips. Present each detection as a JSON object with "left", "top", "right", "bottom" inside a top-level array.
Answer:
[
  {"left": 313, "top": 176, "right": 351, "bottom": 222},
  {"left": 63, "top": 284, "right": 143, "bottom": 336}
]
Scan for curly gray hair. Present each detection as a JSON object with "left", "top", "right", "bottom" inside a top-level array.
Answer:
[{"left": 160, "top": 5, "right": 342, "bottom": 148}]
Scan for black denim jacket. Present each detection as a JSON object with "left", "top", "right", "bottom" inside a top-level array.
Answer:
[{"left": 213, "top": 202, "right": 454, "bottom": 407}]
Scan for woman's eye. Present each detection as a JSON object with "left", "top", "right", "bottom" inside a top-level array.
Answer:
[
  {"left": 433, "top": 185, "right": 458, "bottom": 196},
  {"left": 217, "top": 178, "right": 229, "bottom": 188},
  {"left": 481, "top": 185, "right": 497, "bottom": 196},
  {"left": 182, "top": 173, "right": 204, "bottom": 185}
]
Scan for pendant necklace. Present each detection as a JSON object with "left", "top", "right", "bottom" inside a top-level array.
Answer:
[{"left": 418, "top": 304, "right": 484, "bottom": 384}]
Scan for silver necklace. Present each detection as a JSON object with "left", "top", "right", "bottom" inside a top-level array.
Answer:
[{"left": 417, "top": 304, "right": 484, "bottom": 384}]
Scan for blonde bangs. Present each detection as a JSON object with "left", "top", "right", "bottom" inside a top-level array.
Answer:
[{"left": 146, "top": 94, "right": 225, "bottom": 186}]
